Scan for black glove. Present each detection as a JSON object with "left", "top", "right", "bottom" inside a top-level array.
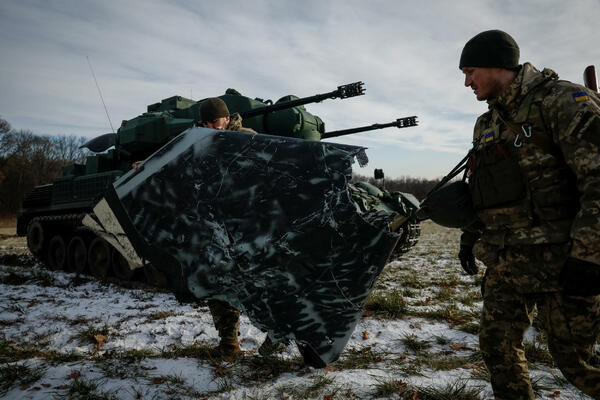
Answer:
[
  {"left": 459, "top": 244, "right": 478, "bottom": 275},
  {"left": 559, "top": 257, "right": 600, "bottom": 296}
]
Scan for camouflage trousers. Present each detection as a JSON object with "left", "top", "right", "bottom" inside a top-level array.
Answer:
[
  {"left": 207, "top": 299, "right": 240, "bottom": 345},
  {"left": 479, "top": 243, "right": 600, "bottom": 400}
]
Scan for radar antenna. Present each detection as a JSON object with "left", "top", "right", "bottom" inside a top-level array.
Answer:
[{"left": 87, "top": 56, "right": 115, "bottom": 133}]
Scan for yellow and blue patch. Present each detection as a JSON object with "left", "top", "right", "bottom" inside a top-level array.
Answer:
[
  {"left": 572, "top": 91, "right": 589, "bottom": 102},
  {"left": 484, "top": 131, "right": 494, "bottom": 143}
]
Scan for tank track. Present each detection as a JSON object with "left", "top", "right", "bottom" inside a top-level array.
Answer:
[
  {"left": 30, "top": 213, "right": 86, "bottom": 226},
  {"left": 23, "top": 209, "right": 417, "bottom": 285},
  {"left": 23, "top": 214, "right": 165, "bottom": 286}
]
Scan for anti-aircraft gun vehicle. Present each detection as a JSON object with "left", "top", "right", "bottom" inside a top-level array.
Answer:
[{"left": 17, "top": 82, "right": 420, "bottom": 285}]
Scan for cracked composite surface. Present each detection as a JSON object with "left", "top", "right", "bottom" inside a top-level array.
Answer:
[{"left": 90, "top": 128, "right": 400, "bottom": 366}]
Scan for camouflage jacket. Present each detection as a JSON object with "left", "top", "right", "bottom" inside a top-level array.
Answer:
[
  {"left": 227, "top": 113, "right": 256, "bottom": 133},
  {"left": 467, "top": 63, "right": 600, "bottom": 264}
]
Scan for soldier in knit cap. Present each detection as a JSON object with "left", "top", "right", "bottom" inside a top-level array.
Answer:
[
  {"left": 132, "top": 98, "right": 256, "bottom": 170},
  {"left": 458, "top": 30, "right": 600, "bottom": 399},
  {"left": 199, "top": 97, "right": 255, "bottom": 133}
]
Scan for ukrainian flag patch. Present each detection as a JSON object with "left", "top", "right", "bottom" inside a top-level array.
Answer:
[
  {"left": 572, "top": 91, "right": 589, "bottom": 102},
  {"left": 484, "top": 131, "right": 494, "bottom": 143}
]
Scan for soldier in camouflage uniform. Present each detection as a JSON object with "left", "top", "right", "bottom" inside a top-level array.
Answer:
[
  {"left": 200, "top": 97, "right": 255, "bottom": 133},
  {"left": 132, "top": 98, "right": 255, "bottom": 171},
  {"left": 199, "top": 97, "right": 247, "bottom": 357},
  {"left": 200, "top": 98, "right": 286, "bottom": 358},
  {"left": 458, "top": 30, "right": 600, "bottom": 399}
]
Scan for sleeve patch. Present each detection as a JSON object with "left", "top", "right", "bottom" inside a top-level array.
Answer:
[{"left": 572, "top": 91, "right": 590, "bottom": 102}]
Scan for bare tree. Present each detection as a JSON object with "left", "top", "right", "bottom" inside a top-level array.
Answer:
[
  {"left": 0, "top": 117, "right": 11, "bottom": 134},
  {"left": 53, "top": 135, "right": 88, "bottom": 164},
  {"left": 352, "top": 173, "right": 440, "bottom": 201},
  {"left": 0, "top": 129, "right": 89, "bottom": 216}
]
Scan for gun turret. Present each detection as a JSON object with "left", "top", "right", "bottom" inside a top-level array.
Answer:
[
  {"left": 322, "top": 116, "right": 418, "bottom": 139},
  {"left": 82, "top": 82, "right": 367, "bottom": 157}
]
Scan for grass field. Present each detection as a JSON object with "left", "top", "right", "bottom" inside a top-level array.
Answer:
[
  {"left": 0, "top": 217, "right": 16, "bottom": 234},
  {"left": 0, "top": 221, "right": 594, "bottom": 399}
]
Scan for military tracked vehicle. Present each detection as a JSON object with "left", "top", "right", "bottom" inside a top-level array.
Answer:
[{"left": 17, "top": 82, "right": 419, "bottom": 284}]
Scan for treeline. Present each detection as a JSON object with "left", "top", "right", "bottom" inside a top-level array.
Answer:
[
  {"left": 352, "top": 174, "right": 440, "bottom": 201},
  {"left": 0, "top": 117, "right": 88, "bottom": 217}
]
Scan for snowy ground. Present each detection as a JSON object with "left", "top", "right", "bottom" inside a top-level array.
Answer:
[{"left": 0, "top": 221, "right": 595, "bottom": 399}]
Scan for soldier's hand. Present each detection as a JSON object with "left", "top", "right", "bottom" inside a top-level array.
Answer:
[{"left": 459, "top": 244, "right": 478, "bottom": 275}]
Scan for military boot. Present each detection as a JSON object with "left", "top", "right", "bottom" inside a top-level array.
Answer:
[
  {"left": 207, "top": 299, "right": 242, "bottom": 360},
  {"left": 217, "top": 337, "right": 241, "bottom": 360},
  {"left": 258, "top": 336, "right": 288, "bottom": 356}
]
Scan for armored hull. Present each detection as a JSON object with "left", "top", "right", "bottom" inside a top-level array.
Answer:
[{"left": 18, "top": 86, "right": 419, "bottom": 283}]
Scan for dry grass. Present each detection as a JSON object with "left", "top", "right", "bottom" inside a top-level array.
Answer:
[
  {"left": 0, "top": 216, "right": 16, "bottom": 228},
  {"left": 0, "top": 220, "right": 590, "bottom": 399},
  {"left": 0, "top": 217, "right": 26, "bottom": 255}
]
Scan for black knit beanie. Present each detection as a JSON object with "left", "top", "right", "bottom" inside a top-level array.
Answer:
[
  {"left": 200, "top": 97, "right": 230, "bottom": 121},
  {"left": 459, "top": 30, "right": 520, "bottom": 70}
]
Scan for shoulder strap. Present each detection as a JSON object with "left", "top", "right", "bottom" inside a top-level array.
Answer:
[{"left": 497, "top": 79, "right": 560, "bottom": 156}]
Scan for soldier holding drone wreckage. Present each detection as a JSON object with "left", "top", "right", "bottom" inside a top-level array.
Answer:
[{"left": 19, "top": 80, "right": 420, "bottom": 367}]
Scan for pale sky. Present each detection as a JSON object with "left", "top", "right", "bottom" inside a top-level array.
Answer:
[{"left": 1, "top": 0, "right": 599, "bottom": 179}]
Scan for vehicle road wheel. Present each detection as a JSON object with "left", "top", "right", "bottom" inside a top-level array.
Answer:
[
  {"left": 88, "top": 237, "right": 111, "bottom": 279},
  {"left": 47, "top": 235, "right": 66, "bottom": 270},
  {"left": 27, "top": 220, "right": 45, "bottom": 255},
  {"left": 112, "top": 249, "right": 135, "bottom": 281},
  {"left": 67, "top": 236, "right": 88, "bottom": 274}
]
